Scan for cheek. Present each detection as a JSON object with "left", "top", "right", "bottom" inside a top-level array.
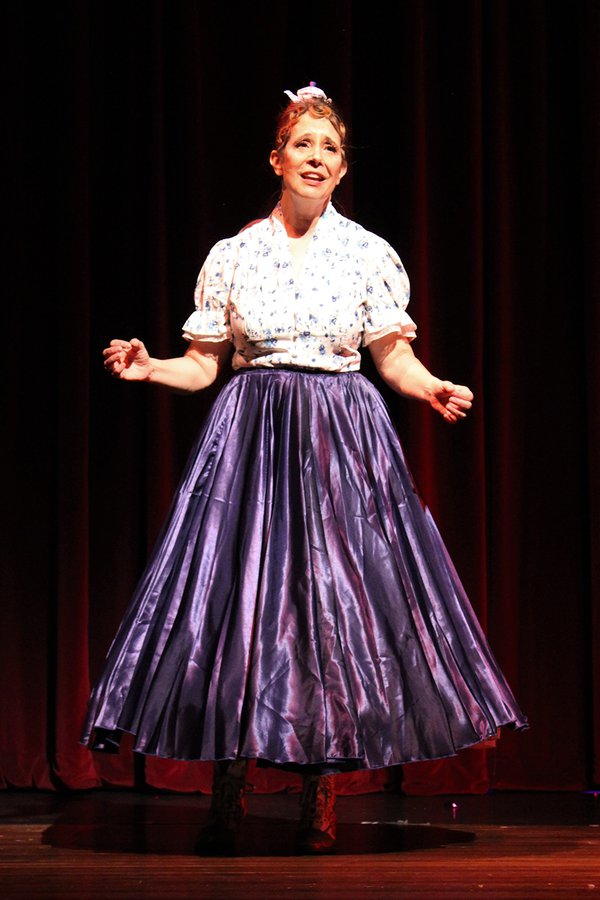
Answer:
[
  {"left": 283, "top": 158, "right": 304, "bottom": 180},
  {"left": 284, "top": 149, "right": 303, "bottom": 166}
]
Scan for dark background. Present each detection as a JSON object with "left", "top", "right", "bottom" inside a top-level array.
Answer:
[{"left": 2, "top": 0, "right": 599, "bottom": 795}]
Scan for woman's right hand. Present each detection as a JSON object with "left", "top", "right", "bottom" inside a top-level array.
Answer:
[{"left": 103, "top": 338, "right": 153, "bottom": 381}]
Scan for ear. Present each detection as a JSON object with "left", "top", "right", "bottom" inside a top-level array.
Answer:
[
  {"left": 336, "top": 159, "right": 348, "bottom": 186},
  {"left": 269, "top": 149, "right": 283, "bottom": 176}
]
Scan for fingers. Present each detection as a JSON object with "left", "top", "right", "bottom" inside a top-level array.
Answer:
[
  {"left": 103, "top": 340, "right": 131, "bottom": 356},
  {"left": 440, "top": 380, "right": 456, "bottom": 395},
  {"left": 452, "top": 384, "right": 474, "bottom": 402},
  {"left": 439, "top": 383, "right": 473, "bottom": 403},
  {"left": 442, "top": 401, "right": 464, "bottom": 424},
  {"left": 431, "top": 399, "right": 460, "bottom": 424},
  {"left": 102, "top": 338, "right": 146, "bottom": 377},
  {"left": 102, "top": 338, "right": 145, "bottom": 355},
  {"left": 441, "top": 384, "right": 473, "bottom": 413},
  {"left": 103, "top": 340, "right": 129, "bottom": 363},
  {"left": 444, "top": 397, "right": 472, "bottom": 422},
  {"left": 448, "top": 397, "right": 472, "bottom": 415},
  {"left": 104, "top": 355, "right": 126, "bottom": 376},
  {"left": 103, "top": 342, "right": 130, "bottom": 376},
  {"left": 434, "top": 383, "right": 474, "bottom": 424}
]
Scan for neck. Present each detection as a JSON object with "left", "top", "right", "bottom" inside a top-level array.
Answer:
[{"left": 278, "top": 191, "right": 329, "bottom": 238}]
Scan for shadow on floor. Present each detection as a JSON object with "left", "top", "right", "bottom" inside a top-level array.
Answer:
[{"left": 42, "top": 813, "right": 475, "bottom": 857}]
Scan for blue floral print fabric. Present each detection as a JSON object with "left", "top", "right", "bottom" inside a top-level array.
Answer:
[{"left": 182, "top": 203, "right": 417, "bottom": 372}]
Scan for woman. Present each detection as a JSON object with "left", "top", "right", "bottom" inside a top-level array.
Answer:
[{"left": 82, "top": 84, "right": 526, "bottom": 855}]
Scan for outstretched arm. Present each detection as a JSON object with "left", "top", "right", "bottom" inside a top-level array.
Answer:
[
  {"left": 369, "top": 332, "right": 473, "bottom": 424},
  {"left": 103, "top": 338, "right": 232, "bottom": 392}
]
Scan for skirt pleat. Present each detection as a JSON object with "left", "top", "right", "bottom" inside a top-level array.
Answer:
[{"left": 82, "top": 368, "right": 526, "bottom": 768}]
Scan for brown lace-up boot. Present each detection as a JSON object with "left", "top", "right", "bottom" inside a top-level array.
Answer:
[
  {"left": 195, "top": 759, "right": 249, "bottom": 855},
  {"left": 295, "top": 773, "right": 337, "bottom": 854}
]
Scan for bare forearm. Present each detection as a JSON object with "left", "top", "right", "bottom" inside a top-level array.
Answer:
[
  {"left": 146, "top": 355, "right": 219, "bottom": 392},
  {"left": 373, "top": 339, "right": 438, "bottom": 401},
  {"left": 103, "top": 338, "right": 230, "bottom": 390},
  {"left": 369, "top": 333, "right": 473, "bottom": 423}
]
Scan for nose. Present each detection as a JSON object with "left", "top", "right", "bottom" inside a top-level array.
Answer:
[{"left": 308, "top": 146, "right": 324, "bottom": 165}]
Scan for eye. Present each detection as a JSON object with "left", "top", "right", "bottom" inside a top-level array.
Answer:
[
  {"left": 325, "top": 144, "right": 338, "bottom": 153},
  {"left": 295, "top": 139, "right": 310, "bottom": 148}
]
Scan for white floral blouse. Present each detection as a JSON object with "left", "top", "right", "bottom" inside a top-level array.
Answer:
[{"left": 182, "top": 202, "right": 417, "bottom": 372}]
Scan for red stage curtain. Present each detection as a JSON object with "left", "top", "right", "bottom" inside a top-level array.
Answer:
[{"left": 2, "top": 1, "right": 599, "bottom": 794}]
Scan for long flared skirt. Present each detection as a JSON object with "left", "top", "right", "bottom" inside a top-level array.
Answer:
[{"left": 82, "top": 368, "right": 526, "bottom": 769}]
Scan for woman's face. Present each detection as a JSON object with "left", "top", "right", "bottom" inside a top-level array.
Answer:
[{"left": 270, "top": 113, "right": 347, "bottom": 203}]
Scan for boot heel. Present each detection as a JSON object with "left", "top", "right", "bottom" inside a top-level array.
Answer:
[
  {"left": 295, "top": 773, "right": 337, "bottom": 854},
  {"left": 195, "top": 760, "right": 250, "bottom": 855}
]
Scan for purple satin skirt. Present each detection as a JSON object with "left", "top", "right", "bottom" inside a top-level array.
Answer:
[{"left": 82, "top": 368, "right": 526, "bottom": 768}]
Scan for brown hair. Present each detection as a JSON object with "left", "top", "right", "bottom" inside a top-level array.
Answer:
[{"left": 273, "top": 99, "right": 348, "bottom": 159}]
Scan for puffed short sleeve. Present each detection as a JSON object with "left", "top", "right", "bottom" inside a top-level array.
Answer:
[
  {"left": 182, "top": 240, "right": 233, "bottom": 343},
  {"left": 362, "top": 240, "right": 417, "bottom": 345}
]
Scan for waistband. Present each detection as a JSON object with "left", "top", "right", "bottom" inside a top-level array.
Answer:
[{"left": 233, "top": 365, "right": 359, "bottom": 377}]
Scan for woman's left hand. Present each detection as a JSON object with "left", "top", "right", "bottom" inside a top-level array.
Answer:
[{"left": 428, "top": 380, "right": 474, "bottom": 424}]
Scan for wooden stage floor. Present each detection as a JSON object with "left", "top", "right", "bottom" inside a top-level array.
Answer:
[{"left": 1, "top": 790, "right": 600, "bottom": 898}]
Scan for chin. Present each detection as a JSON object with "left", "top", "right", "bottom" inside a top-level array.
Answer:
[{"left": 297, "top": 185, "right": 331, "bottom": 201}]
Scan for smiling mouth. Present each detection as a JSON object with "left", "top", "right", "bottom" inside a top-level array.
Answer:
[{"left": 301, "top": 173, "right": 326, "bottom": 182}]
